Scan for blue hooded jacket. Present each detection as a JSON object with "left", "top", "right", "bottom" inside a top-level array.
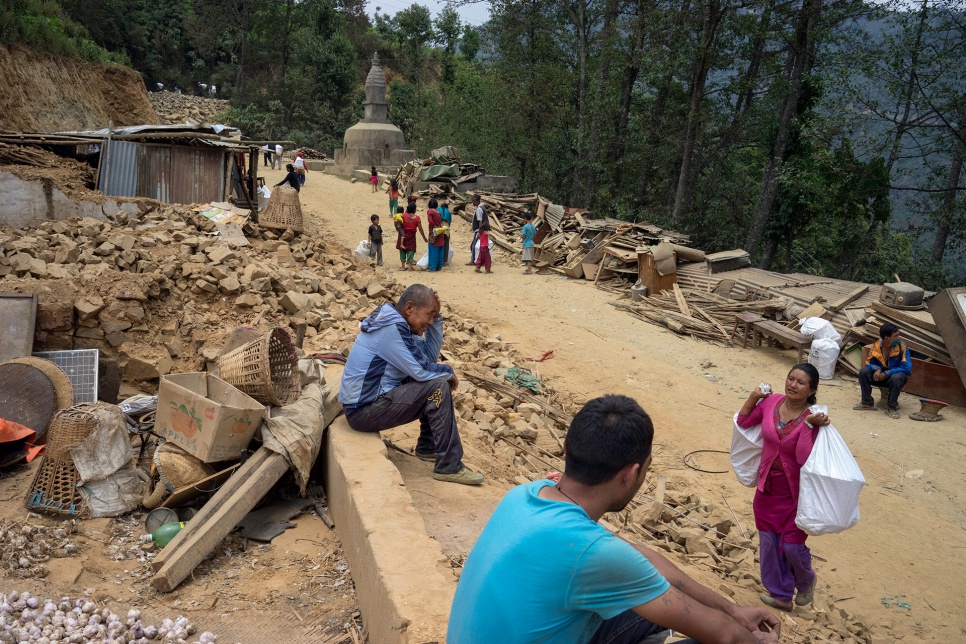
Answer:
[{"left": 339, "top": 303, "right": 453, "bottom": 409}]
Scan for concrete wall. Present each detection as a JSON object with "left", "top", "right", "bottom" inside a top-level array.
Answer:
[
  {"left": 0, "top": 171, "right": 143, "bottom": 228},
  {"left": 324, "top": 416, "right": 456, "bottom": 644}
]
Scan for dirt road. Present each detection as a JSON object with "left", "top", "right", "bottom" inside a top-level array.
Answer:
[{"left": 277, "top": 166, "right": 965, "bottom": 642}]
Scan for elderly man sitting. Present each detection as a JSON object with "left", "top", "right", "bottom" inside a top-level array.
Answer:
[{"left": 339, "top": 284, "right": 483, "bottom": 486}]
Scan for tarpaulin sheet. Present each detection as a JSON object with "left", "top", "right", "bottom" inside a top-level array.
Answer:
[{"left": 419, "top": 163, "right": 459, "bottom": 181}]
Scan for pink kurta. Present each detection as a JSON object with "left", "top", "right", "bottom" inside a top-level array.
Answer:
[{"left": 737, "top": 394, "right": 818, "bottom": 544}]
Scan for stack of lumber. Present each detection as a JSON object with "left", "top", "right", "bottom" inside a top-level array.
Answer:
[
  {"left": 864, "top": 301, "right": 952, "bottom": 365},
  {"left": 610, "top": 286, "right": 788, "bottom": 345}
]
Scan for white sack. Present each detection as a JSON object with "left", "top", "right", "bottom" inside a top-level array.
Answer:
[
  {"left": 730, "top": 412, "right": 763, "bottom": 487},
  {"left": 799, "top": 317, "right": 841, "bottom": 343},
  {"left": 809, "top": 338, "right": 840, "bottom": 380},
  {"left": 416, "top": 252, "right": 429, "bottom": 268},
  {"left": 795, "top": 405, "right": 865, "bottom": 535},
  {"left": 79, "top": 469, "right": 144, "bottom": 518},
  {"left": 354, "top": 240, "right": 370, "bottom": 260}
]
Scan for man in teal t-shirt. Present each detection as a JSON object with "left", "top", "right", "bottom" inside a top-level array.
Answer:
[{"left": 449, "top": 395, "right": 781, "bottom": 644}]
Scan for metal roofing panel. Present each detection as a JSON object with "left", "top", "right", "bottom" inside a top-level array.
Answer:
[
  {"left": 137, "top": 145, "right": 171, "bottom": 202},
  {"left": 99, "top": 140, "right": 139, "bottom": 197}
]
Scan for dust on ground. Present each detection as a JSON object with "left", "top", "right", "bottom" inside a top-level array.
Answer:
[{"left": 280, "top": 166, "right": 966, "bottom": 643}]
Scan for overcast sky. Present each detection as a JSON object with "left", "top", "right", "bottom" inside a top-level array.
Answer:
[{"left": 366, "top": 0, "right": 492, "bottom": 28}]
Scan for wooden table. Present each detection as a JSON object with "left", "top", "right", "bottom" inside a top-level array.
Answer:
[
  {"left": 732, "top": 312, "right": 765, "bottom": 348},
  {"left": 751, "top": 319, "right": 812, "bottom": 363}
]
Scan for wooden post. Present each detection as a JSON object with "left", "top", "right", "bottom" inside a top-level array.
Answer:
[{"left": 100, "top": 120, "right": 114, "bottom": 195}]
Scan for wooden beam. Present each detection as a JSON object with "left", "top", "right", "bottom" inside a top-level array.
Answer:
[
  {"left": 827, "top": 285, "right": 868, "bottom": 312},
  {"left": 869, "top": 301, "right": 939, "bottom": 334},
  {"left": 150, "top": 450, "right": 289, "bottom": 591},
  {"left": 672, "top": 283, "right": 692, "bottom": 318}
]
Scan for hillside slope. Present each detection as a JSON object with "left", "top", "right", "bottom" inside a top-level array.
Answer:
[{"left": 0, "top": 43, "right": 157, "bottom": 132}]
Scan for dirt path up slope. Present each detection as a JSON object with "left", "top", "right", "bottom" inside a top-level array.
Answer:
[{"left": 273, "top": 166, "right": 966, "bottom": 643}]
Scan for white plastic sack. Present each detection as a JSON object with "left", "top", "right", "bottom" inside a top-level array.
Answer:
[
  {"left": 795, "top": 405, "right": 865, "bottom": 535},
  {"left": 809, "top": 338, "right": 840, "bottom": 380},
  {"left": 448, "top": 248, "right": 455, "bottom": 263},
  {"left": 416, "top": 251, "right": 429, "bottom": 268},
  {"left": 354, "top": 240, "right": 370, "bottom": 260},
  {"left": 473, "top": 238, "right": 494, "bottom": 252},
  {"left": 730, "top": 412, "right": 763, "bottom": 487},
  {"left": 799, "top": 317, "right": 841, "bottom": 343}
]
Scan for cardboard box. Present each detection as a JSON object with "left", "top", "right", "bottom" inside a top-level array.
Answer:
[{"left": 156, "top": 373, "right": 265, "bottom": 463}]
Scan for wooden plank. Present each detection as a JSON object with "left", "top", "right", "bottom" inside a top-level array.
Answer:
[
  {"left": 150, "top": 447, "right": 273, "bottom": 572},
  {"left": 870, "top": 301, "right": 939, "bottom": 334},
  {"left": 161, "top": 463, "right": 240, "bottom": 510},
  {"left": 827, "top": 286, "right": 869, "bottom": 312},
  {"left": 797, "top": 302, "right": 830, "bottom": 320},
  {"left": 672, "top": 283, "right": 692, "bottom": 318},
  {"left": 151, "top": 451, "right": 290, "bottom": 591}
]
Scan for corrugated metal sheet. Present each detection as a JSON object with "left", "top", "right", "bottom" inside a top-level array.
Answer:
[
  {"left": 100, "top": 140, "right": 139, "bottom": 197},
  {"left": 171, "top": 146, "right": 225, "bottom": 203},
  {"left": 100, "top": 142, "right": 227, "bottom": 204}
]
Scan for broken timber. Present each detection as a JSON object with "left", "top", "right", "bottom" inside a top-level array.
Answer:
[{"left": 151, "top": 388, "right": 343, "bottom": 592}]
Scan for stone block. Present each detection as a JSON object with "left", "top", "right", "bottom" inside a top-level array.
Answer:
[
  {"left": 280, "top": 291, "right": 310, "bottom": 314},
  {"left": 37, "top": 300, "right": 74, "bottom": 332},
  {"left": 218, "top": 276, "right": 241, "bottom": 294}
]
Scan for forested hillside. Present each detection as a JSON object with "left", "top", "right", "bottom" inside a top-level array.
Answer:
[{"left": 1, "top": 0, "right": 962, "bottom": 289}]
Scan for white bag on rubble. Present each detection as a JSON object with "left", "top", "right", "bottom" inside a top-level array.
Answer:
[
  {"left": 354, "top": 240, "right": 370, "bottom": 260},
  {"left": 416, "top": 251, "right": 429, "bottom": 268},
  {"left": 800, "top": 317, "right": 841, "bottom": 343},
  {"left": 730, "top": 412, "right": 762, "bottom": 487},
  {"left": 795, "top": 405, "right": 865, "bottom": 536},
  {"left": 809, "top": 338, "right": 840, "bottom": 380}
]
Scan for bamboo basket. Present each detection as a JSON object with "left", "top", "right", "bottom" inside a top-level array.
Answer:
[
  {"left": 142, "top": 442, "right": 216, "bottom": 509},
  {"left": 215, "top": 328, "right": 300, "bottom": 407},
  {"left": 24, "top": 408, "right": 96, "bottom": 517},
  {"left": 260, "top": 186, "right": 304, "bottom": 233}
]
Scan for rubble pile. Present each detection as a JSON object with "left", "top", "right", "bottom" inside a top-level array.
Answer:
[
  {"left": 0, "top": 203, "right": 402, "bottom": 390},
  {"left": 148, "top": 91, "right": 230, "bottom": 125},
  {"left": 292, "top": 147, "right": 331, "bottom": 161}
]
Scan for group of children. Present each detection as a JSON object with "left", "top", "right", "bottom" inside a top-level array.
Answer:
[{"left": 364, "top": 183, "right": 537, "bottom": 275}]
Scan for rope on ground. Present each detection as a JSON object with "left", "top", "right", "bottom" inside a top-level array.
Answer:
[{"left": 682, "top": 449, "right": 731, "bottom": 474}]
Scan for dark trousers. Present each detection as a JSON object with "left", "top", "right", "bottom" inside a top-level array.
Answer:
[
  {"left": 344, "top": 378, "right": 464, "bottom": 474},
  {"left": 469, "top": 230, "right": 479, "bottom": 263},
  {"left": 589, "top": 611, "right": 698, "bottom": 644},
  {"left": 859, "top": 366, "right": 908, "bottom": 408}
]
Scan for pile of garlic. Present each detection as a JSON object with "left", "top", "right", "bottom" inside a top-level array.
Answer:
[
  {"left": 0, "top": 521, "right": 80, "bottom": 579},
  {"left": 0, "top": 591, "right": 217, "bottom": 643}
]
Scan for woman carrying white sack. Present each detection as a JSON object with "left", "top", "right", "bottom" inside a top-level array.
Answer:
[{"left": 736, "top": 363, "right": 829, "bottom": 612}]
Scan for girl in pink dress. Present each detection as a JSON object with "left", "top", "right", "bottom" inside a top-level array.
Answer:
[{"left": 736, "top": 363, "right": 830, "bottom": 611}]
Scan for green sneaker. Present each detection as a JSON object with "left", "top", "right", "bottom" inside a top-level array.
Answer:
[
  {"left": 432, "top": 467, "right": 484, "bottom": 486},
  {"left": 413, "top": 450, "right": 435, "bottom": 462}
]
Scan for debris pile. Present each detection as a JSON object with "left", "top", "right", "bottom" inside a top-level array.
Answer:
[
  {"left": 392, "top": 146, "right": 485, "bottom": 195},
  {"left": 292, "top": 147, "right": 331, "bottom": 161},
  {"left": 0, "top": 142, "right": 98, "bottom": 202},
  {"left": 148, "top": 91, "right": 230, "bottom": 125},
  {"left": 0, "top": 202, "right": 401, "bottom": 390}
]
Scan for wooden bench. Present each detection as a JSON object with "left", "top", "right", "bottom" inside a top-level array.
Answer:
[
  {"left": 751, "top": 319, "right": 812, "bottom": 363},
  {"left": 732, "top": 312, "right": 765, "bottom": 348}
]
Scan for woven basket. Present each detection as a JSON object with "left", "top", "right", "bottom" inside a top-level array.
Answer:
[
  {"left": 260, "top": 186, "right": 304, "bottom": 233},
  {"left": 215, "top": 328, "right": 300, "bottom": 406},
  {"left": 0, "top": 357, "right": 74, "bottom": 443},
  {"left": 142, "top": 442, "right": 216, "bottom": 509},
  {"left": 24, "top": 408, "right": 96, "bottom": 517}
]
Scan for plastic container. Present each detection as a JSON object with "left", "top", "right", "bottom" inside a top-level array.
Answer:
[{"left": 142, "top": 521, "right": 186, "bottom": 548}]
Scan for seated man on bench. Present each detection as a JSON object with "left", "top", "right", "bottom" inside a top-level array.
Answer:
[
  {"left": 854, "top": 323, "right": 911, "bottom": 419},
  {"left": 339, "top": 284, "right": 484, "bottom": 486}
]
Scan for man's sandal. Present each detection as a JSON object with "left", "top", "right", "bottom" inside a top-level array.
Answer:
[
  {"left": 886, "top": 408, "right": 900, "bottom": 419},
  {"left": 852, "top": 403, "right": 876, "bottom": 411}
]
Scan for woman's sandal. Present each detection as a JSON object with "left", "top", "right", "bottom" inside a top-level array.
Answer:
[
  {"left": 759, "top": 594, "right": 793, "bottom": 612},
  {"left": 796, "top": 576, "right": 817, "bottom": 606}
]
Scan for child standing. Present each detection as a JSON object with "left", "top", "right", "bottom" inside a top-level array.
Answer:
[
  {"left": 475, "top": 223, "right": 492, "bottom": 273},
  {"left": 387, "top": 178, "right": 399, "bottom": 216},
  {"left": 426, "top": 199, "right": 446, "bottom": 271},
  {"left": 439, "top": 200, "right": 452, "bottom": 266},
  {"left": 369, "top": 166, "right": 379, "bottom": 193},
  {"left": 368, "top": 214, "right": 383, "bottom": 266},
  {"left": 520, "top": 212, "right": 536, "bottom": 274}
]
